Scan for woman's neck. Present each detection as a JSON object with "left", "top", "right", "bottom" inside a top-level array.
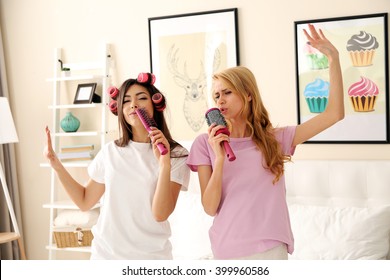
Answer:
[
  {"left": 229, "top": 119, "right": 251, "bottom": 138},
  {"left": 132, "top": 127, "right": 150, "bottom": 143}
]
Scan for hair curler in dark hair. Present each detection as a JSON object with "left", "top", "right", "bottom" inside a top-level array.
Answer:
[
  {"left": 108, "top": 100, "right": 118, "bottom": 116},
  {"left": 137, "top": 73, "right": 156, "bottom": 85},
  {"left": 152, "top": 92, "right": 166, "bottom": 112},
  {"left": 107, "top": 86, "right": 119, "bottom": 100},
  {"left": 138, "top": 73, "right": 166, "bottom": 112},
  {"left": 107, "top": 86, "right": 119, "bottom": 116}
]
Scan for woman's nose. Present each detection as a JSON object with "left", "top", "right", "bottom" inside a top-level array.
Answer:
[
  {"left": 130, "top": 102, "right": 138, "bottom": 109},
  {"left": 217, "top": 97, "right": 225, "bottom": 105}
]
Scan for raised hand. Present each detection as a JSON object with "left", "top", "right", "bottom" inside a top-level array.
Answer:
[
  {"left": 293, "top": 24, "right": 344, "bottom": 146},
  {"left": 43, "top": 126, "right": 62, "bottom": 170},
  {"left": 303, "top": 24, "right": 339, "bottom": 60}
]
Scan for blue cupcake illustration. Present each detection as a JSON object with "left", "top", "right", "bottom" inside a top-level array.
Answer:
[{"left": 304, "top": 78, "right": 329, "bottom": 113}]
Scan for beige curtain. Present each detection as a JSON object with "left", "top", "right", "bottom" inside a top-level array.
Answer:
[{"left": 0, "top": 22, "right": 25, "bottom": 260}]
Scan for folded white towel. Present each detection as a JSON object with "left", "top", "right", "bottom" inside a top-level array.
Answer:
[{"left": 54, "top": 209, "right": 99, "bottom": 228}]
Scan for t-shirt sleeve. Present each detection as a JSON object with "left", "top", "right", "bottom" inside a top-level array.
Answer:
[
  {"left": 87, "top": 149, "right": 105, "bottom": 184},
  {"left": 170, "top": 147, "right": 190, "bottom": 191},
  {"left": 186, "top": 133, "right": 212, "bottom": 172},
  {"left": 277, "top": 126, "right": 297, "bottom": 156}
]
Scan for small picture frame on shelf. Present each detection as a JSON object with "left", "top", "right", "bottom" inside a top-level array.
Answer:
[{"left": 73, "top": 83, "right": 100, "bottom": 104}]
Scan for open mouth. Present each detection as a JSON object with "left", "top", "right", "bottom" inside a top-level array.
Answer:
[{"left": 219, "top": 108, "right": 227, "bottom": 114}]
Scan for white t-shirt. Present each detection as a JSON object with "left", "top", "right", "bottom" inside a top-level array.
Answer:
[{"left": 88, "top": 141, "right": 190, "bottom": 259}]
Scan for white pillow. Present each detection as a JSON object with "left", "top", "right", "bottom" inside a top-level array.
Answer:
[
  {"left": 288, "top": 205, "right": 390, "bottom": 260},
  {"left": 54, "top": 209, "right": 100, "bottom": 228}
]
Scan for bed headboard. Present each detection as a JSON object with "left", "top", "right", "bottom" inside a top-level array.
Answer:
[
  {"left": 285, "top": 160, "right": 390, "bottom": 207},
  {"left": 285, "top": 160, "right": 390, "bottom": 260}
]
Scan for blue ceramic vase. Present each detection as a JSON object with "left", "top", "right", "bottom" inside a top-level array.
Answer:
[{"left": 60, "top": 112, "right": 80, "bottom": 132}]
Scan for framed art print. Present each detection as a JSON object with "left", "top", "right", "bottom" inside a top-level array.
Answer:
[
  {"left": 295, "top": 13, "right": 389, "bottom": 143},
  {"left": 149, "top": 8, "right": 239, "bottom": 140}
]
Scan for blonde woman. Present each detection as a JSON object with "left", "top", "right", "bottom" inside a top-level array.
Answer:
[{"left": 187, "top": 24, "right": 344, "bottom": 260}]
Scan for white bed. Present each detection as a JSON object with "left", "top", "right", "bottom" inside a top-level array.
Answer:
[{"left": 169, "top": 160, "right": 390, "bottom": 260}]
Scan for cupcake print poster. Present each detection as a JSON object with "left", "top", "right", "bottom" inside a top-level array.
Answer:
[{"left": 295, "top": 13, "right": 389, "bottom": 143}]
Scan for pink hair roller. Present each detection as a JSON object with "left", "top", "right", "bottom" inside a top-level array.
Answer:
[
  {"left": 108, "top": 100, "right": 118, "bottom": 115},
  {"left": 137, "top": 73, "right": 156, "bottom": 85},
  {"left": 152, "top": 92, "right": 166, "bottom": 112},
  {"left": 107, "top": 86, "right": 119, "bottom": 100}
]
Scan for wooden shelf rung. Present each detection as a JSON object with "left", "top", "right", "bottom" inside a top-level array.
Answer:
[{"left": 0, "top": 232, "right": 20, "bottom": 243}]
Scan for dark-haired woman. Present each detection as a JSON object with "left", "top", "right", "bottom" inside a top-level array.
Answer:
[{"left": 44, "top": 74, "right": 190, "bottom": 259}]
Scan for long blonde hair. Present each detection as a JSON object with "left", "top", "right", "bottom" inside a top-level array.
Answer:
[{"left": 212, "top": 66, "right": 291, "bottom": 183}]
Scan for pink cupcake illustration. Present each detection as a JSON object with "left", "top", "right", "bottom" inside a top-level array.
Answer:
[{"left": 348, "top": 76, "right": 379, "bottom": 112}]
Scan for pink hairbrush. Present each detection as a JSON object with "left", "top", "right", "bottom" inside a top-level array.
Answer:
[{"left": 135, "top": 108, "right": 168, "bottom": 155}]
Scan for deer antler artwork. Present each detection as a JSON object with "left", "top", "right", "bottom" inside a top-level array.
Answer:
[{"left": 167, "top": 44, "right": 221, "bottom": 132}]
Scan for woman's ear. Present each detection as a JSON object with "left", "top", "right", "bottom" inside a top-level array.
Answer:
[{"left": 247, "top": 94, "right": 252, "bottom": 102}]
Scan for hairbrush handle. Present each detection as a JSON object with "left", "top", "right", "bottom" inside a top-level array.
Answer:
[
  {"left": 135, "top": 109, "right": 168, "bottom": 155},
  {"left": 214, "top": 128, "right": 236, "bottom": 161},
  {"left": 156, "top": 142, "right": 168, "bottom": 155},
  {"left": 222, "top": 141, "right": 236, "bottom": 162}
]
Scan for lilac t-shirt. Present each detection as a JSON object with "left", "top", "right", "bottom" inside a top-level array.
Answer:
[{"left": 186, "top": 126, "right": 297, "bottom": 259}]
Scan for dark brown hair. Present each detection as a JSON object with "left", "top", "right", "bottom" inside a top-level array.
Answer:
[{"left": 114, "top": 78, "right": 187, "bottom": 158}]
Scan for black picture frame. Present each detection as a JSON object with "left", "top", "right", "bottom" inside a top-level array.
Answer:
[
  {"left": 295, "top": 13, "right": 389, "bottom": 144},
  {"left": 148, "top": 8, "right": 239, "bottom": 141},
  {"left": 73, "top": 83, "right": 98, "bottom": 104}
]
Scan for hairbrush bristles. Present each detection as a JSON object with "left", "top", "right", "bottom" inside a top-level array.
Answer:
[
  {"left": 136, "top": 108, "right": 157, "bottom": 128},
  {"left": 205, "top": 107, "right": 236, "bottom": 161},
  {"left": 205, "top": 108, "right": 228, "bottom": 128},
  {"left": 135, "top": 108, "right": 168, "bottom": 155}
]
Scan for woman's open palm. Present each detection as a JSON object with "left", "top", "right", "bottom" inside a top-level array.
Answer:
[
  {"left": 303, "top": 24, "right": 339, "bottom": 59},
  {"left": 43, "top": 126, "right": 62, "bottom": 170}
]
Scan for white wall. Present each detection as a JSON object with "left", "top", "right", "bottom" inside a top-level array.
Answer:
[{"left": 0, "top": 0, "right": 389, "bottom": 259}]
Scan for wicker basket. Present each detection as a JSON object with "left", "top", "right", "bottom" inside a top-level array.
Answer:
[{"left": 53, "top": 227, "right": 93, "bottom": 248}]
